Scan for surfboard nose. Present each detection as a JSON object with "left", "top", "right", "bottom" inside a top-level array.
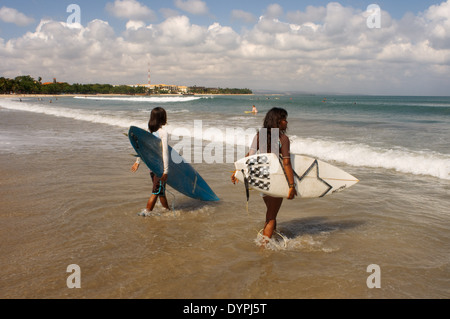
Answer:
[{"left": 128, "top": 127, "right": 140, "bottom": 150}]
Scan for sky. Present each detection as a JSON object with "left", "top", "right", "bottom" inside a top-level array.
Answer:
[{"left": 0, "top": 0, "right": 449, "bottom": 95}]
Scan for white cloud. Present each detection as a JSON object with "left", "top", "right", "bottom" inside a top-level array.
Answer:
[
  {"left": 0, "top": 6, "right": 34, "bottom": 26},
  {"left": 1, "top": 1, "right": 450, "bottom": 95},
  {"left": 264, "top": 4, "right": 284, "bottom": 19},
  {"left": 286, "top": 5, "right": 327, "bottom": 24},
  {"left": 160, "top": 8, "right": 180, "bottom": 19},
  {"left": 105, "top": 0, "right": 157, "bottom": 21},
  {"left": 423, "top": 0, "right": 450, "bottom": 49},
  {"left": 231, "top": 10, "right": 256, "bottom": 24},
  {"left": 256, "top": 16, "right": 291, "bottom": 34},
  {"left": 158, "top": 15, "right": 206, "bottom": 46},
  {"left": 126, "top": 20, "right": 146, "bottom": 30},
  {"left": 174, "top": 0, "right": 209, "bottom": 15},
  {"left": 206, "top": 23, "right": 240, "bottom": 50}
]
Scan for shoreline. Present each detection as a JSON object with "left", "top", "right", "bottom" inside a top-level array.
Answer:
[{"left": 0, "top": 93, "right": 255, "bottom": 99}]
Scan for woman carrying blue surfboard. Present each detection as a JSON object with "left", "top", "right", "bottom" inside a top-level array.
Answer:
[
  {"left": 131, "top": 107, "right": 171, "bottom": 215},
  {"left": 232, "top": 107, "right": 297, "bottom": 240}
]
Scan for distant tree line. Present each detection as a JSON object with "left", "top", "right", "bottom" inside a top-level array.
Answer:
[
  {"left": 0, "top": 75, "right": 147, "bottom": 95},
  {"left": 0, "top": 75, "right": 252, "bottom": 95},
  {"left": 188, "top": 86, "right": 253, "bottom": 95}
]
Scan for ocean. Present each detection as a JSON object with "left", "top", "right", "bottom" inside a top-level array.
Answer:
[{"left": 0, "top": 94, "right": 449, "bottom": 299}]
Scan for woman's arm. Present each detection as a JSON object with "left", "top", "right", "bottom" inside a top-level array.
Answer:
[
  {"left": 280, "top": 135, "right": 297, "bottom": 199},
  {"left": 131, "top": 157, "right": 140, "bottom": 172},
  {"left": 282, "top": 157, "right": 297, "bottom": 200},
  {"left": 160, "top": 128, "right": 170, "bottom": 182}
]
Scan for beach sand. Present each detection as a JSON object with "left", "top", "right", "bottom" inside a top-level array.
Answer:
[{"left": 1, "top": 103, "right": 449, "bottom": 299}]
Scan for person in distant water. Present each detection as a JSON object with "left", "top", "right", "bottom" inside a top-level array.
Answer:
[
  {"left": 131, "top": 107, "right": 170, "bottom": 215},
  {"left": 252, "top": 105, "right": 258, "bottom": 114},
  {"left": 231, "top": 107, "right": 297, "bottom": 240}
]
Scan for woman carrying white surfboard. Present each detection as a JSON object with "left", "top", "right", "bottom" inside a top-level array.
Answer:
[
  {"left": 231, "top": 107, "right": 297, "bottom": 240},
  {"left": 131, "top": 107, "right": 170, "bottom": 215}
]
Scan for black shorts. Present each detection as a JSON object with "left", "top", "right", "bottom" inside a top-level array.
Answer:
[{"left": 150, "top": 172, "right": 166, "bottom": 196}]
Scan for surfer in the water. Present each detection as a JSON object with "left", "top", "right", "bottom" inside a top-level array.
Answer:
[
  {"left": 131, "top": 107, "right": 170, "bottom": 214},
  {"left": 231, "top": 107, "right": 297, "bottom": 240}
]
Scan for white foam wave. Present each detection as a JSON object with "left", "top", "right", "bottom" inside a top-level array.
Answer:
[
  {"left": 0, "top": 99, "right": 141, "bottom": 128},
  {"left": 73, "top": 96, "right": 202, "bottom": 103},
  {"left": 290, "top": 137, "right": 450, "bottom": 180},
  {"left": 254, "top": 231, "right": 337, "bottom": 252},
  {"left": 2, "top": 99, "right": 448, "bottom": 180}
]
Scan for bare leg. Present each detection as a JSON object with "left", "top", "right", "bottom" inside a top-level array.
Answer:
[
  {"left": 146, "top": 194, "right": 170, "bottom": 212},
  {"left": 146, "top": 194, "right": 159, "bottom": 211},
  {"left": 159, "top": 195, "right": 170, "bottom": 210},
  {"left": 262, "top": 196, "right": 283, "bottom": 238}
]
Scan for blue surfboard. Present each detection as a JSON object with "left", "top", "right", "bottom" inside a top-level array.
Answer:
[{"left": 128, "top": 126, "right": 219, "bottom": 202}]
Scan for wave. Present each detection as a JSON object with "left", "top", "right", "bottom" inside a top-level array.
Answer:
[
  {"left": 1, "top": 99, "right": 448, "bottom": 180},
  {"left": 290, "top": 137, "right": 450, "bottom": 180},
  {"left": 0, "top": 99, "right": 143, "bottom": 128},
  {"left": 73, "top": 96, "right": 203, "bottom": 103}
]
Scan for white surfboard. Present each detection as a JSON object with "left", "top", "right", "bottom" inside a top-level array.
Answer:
[{"left": 234, "top": 153, "right": 359, "bottom": 199}]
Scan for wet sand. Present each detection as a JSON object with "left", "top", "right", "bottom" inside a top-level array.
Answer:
[{"left": 1, "top": 105, "right": 449, "bottom": 299}]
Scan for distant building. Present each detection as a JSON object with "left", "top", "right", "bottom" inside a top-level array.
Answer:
[
  {"left": 177, "top": 86, "right": 188, "bottom": 93},
  {"left": 128, "top": 83, "right": 188, "bottom": 94}
]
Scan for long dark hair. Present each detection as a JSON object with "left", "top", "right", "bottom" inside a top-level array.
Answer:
[
  {"left": 258, "top": 107, "right": 288, "bottom": 153},
  {"left": 263, "top": 107, "right": 288, "bottom": 131},
  {"left": 148, "top": 107, "right": 167, "bottom": 133}
]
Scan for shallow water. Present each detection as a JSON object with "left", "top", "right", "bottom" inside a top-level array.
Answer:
[{"left": 0, "top": 96, "right": 449, "bottom": 299}]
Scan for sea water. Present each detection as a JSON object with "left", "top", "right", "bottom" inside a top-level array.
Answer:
[
  {"left": 0, "top": 94, "right": 449, "bottom": 298},
  {"left": 3, "top": 95, "right": 449, "bottom": 179}
]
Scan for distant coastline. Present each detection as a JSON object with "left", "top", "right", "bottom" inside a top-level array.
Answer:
[
  {"left": 0, "top": 75, "right": 253, "bottom": 96},
  {"left": 0, "top": 94, "right": 123, "bottom": 99},
  {"left": 0, "top": 93, "right": 254, "bottom": 99}
]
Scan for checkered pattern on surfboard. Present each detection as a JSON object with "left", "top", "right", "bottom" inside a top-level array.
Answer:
[
  {"left": 246, "top": 155, "right": 271, "bottom": 191},
  {"left": 246, "top": 155, "right": 269, "bottom": 166}
]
